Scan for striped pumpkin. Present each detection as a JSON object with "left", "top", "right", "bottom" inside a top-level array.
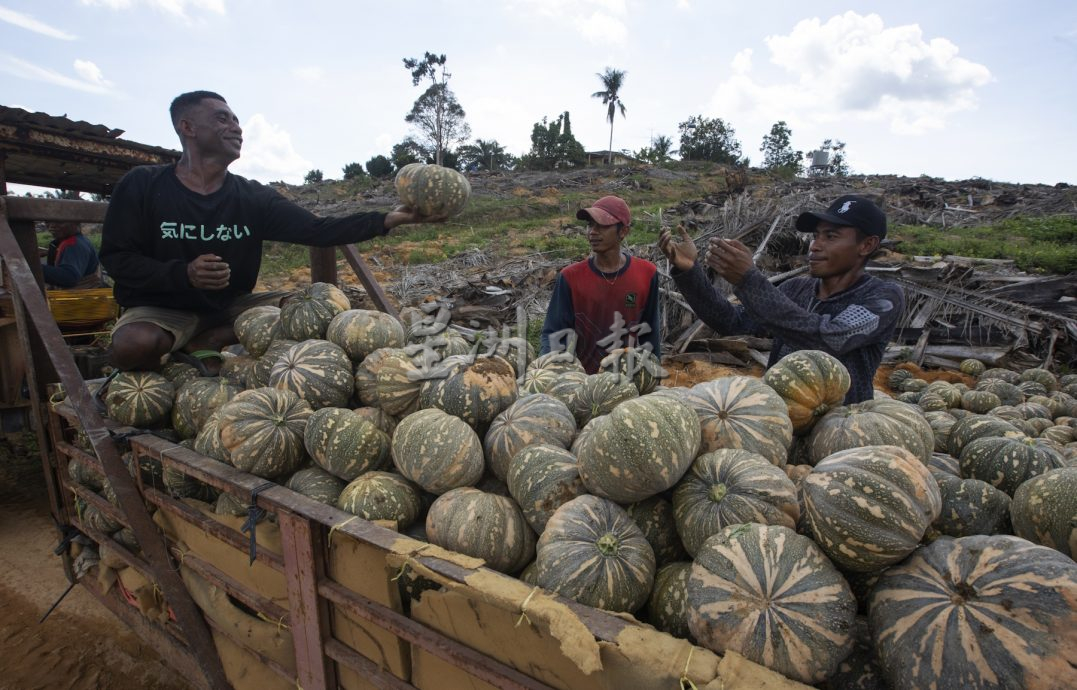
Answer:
[
  {"left": 808, "top": 399, "right": 935, "bottom": 465},
  {"left": 960, "top": 435, "right": 1065, "bottom": 495},
  {"left": 928, "top": 471, "right": 1012, "bottom": 539},
  {"left": 625, "top": 496, "right": 688, "bottom": 566},
  {"left": 483, "top": 393, "right": 576, "bottom": 481},
  {"left": 976, "top": 378, "right": 1024, "bottom": 406},
  {"left": 927, "top": 451, "right": 961, "bottom": 477},
  {"left": 352, "top": 406, "right": 398, "bottom": 436},
  {"left": 104, "top": 371, "right": 174, "bottom": 427},
  {"left": 337, "top": 471, "right": 422, "bottom": 529},
  {"left": 576, "top": 394, "right": 701, "bottom": 503},
  {"left": 826, "top": 617, "right": 886, "bottom": 690},
  {"left": 527, "top": 351, "right": 585, "bottom": 375},
  {"left": 869, "top": 535, "right": 1077, "bottom": 690},
  {"left": 269, "top": 339, "right": 354, "bottom": 410},
  {"left": 326, "top": 309, "right": 405, "bottom": 362},
  {"left": 285, "top": 466, "right": 346, "bottom": 505},
  {"left": 418, "top": 355, "right": 519, "bottom": 429},
  {"left": 352, "top": 347, "right": 394, "bottom": 407},
  {"left": 598, "top": 347, "right": 663, "bottom": 395},
  {"left": 687, "top": 523, "right": 857, "bottom": 684},
  {"left": 506, "top": 444, "right": 586, "bottom": 533},
  {"left": 566, "top": 372, "right": 639, "bottom": 427},
  {"left": 218, "top": 354, "right": 256, "bottom": 389},
  {"left": 1020, "top": 367, "right": 1058, "bottom": 392},
  {"left": 645, "top": 561, "right": 694, "bottom": 641},
  {"left": 304, "top": 407, "right": 391, "bottom": 481},
  {"left": 962, "top": 389, "right": 1002, "bottom": 413},
  {"left": 1011, "top": 467, "right": 1077, "bottom": 557},
  {"left": 171, "top": 377, "right": 241, "bottom": 439},
  {"left": 543, "top": 370, "right": 588, "bottom": 407},
  {"left": 520, "top": 367, "right": 562, "bottom": 396},
  {"left": 981, "top": 367, "right": 1021, "bottom": 384},
  {"left": 193, "top": 409, "right": 228, "bottom": 462},
  {"left": 534, "top": 495, "right": 656, "bottom": 613},
  {"left": 923, "top": 410, "right": 956, "bottom": 453},
  {"left": 217, "top": 388, "right": 312, "bottom": 478},
  {"left": 801, "top": 445, "right": 942, "bottom": 572},
  {"left": 233, "top": 305, "right": 281, "bottom": 358},
  {"left": 248, "top": 338, "right": 298, "bottom": 389},
  {"left": 160, "top": 360, "right": 200, "bottom": 389},
  {"left": 374, "top": 348, "right": 423, "bottom": 417},
  {"left": 391, "top": 408, "right": 484, "bottom": 494},
  {"left": 762, "top": 350, "right": 851, "bottom": 434},
  {"left": 959, "top": 358, "right": 986, "bottom": 377},
  {"left": 684, "top": 376, "right": 793, "bottom": 466},
  {"left": 948, "top": 414, "right": 1024, "bottom": 457},
  {"left": 673, "top": 449, "right": 800, "bottom": 557},
  {"left": 425, "top": 487, "right": 535, "bottom": 573},
  {"left": 280, "top": 282, "right": 350, "bottom": 341}
]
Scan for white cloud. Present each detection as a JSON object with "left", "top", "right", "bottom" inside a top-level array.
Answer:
[
  {"left": 511, "top": 0, "right": 627, "bottom": 45},
  {"left": 676, "top": 0, "right": 691, "bottom": 10},
  {"left": 710, "top": 12, "right": 992, "bottom": 135},
  {"left": 79, "top": 0, "right": 225, "bottom": 21},
  {"left": 0, "top": 5, "right": 76, "bottom": 39},
  {"left": 290, "top": 66, "right": 325, "bottom": 82},
  {"left": 73, "top": 59, "right": 113, "bottom": 88},
  {"left": 731, "top": 48, "right": 752, "bottom": 75},
  {"left": 230, "top": 113, "right": 313, "bottom": 184},
  {"left": 0, "top": 54, "right": 115, "bottom": 94}
]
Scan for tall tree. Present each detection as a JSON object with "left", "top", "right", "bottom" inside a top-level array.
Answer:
[
  {"left": 520, "top": 112, "right": 586, "bottom": 170},
  {"left": 303, "top": 169, "right": 323, "bottom": 184},
  {"left": 677, "top": 115, "right": 744, "bottom": 165},
  {"left": 391, "top": 137, "right": 427, "bottom": 170},
  {"left": 342, "top": 162, "right": 366, "bottom": 180},
  {"left": 592, "top": 68, "right": 627, "bottom": 165},
  {"left": 636, "top": 134, "right": 676, "bottom": 164},
  {"left": 403, "top": 52, "right": 471, "bottom": 166},
  {"left": 458, "top": 139, "right": 515, "bottom": 171},
  {"left": 760, "top": 121, "right": 802, "bottom": 175}
]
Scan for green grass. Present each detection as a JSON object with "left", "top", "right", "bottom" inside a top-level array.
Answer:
[{"left": 891, "top": 215, "right": 1077, "bottom": 274}]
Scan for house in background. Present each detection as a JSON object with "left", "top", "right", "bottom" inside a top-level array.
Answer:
[{"left": 586, "top": 150, "right": 642, "bottom": 166}]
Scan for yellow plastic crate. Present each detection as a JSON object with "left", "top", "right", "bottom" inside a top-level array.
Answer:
[{"left": 47, "top": 287, "right": 118, "bottom": 329}]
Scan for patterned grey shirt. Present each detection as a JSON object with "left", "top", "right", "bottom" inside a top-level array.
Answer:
[{"left": 672, "top": 264, "right": 905, "bottom": 403}]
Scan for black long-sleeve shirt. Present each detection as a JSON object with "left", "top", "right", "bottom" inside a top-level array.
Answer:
[
  {"left": 100, "top": 164, "right": 388, "bottom": 312},
  {"left": 672, "top": 264, "right": 905, "bottom": 403}
]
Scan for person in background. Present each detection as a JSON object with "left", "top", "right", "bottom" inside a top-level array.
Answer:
[
  {"left": 658, "top": 195, "right": 904, "bottom": 403},
  {"left": 42, "top": 221, "right": 102, "bottom": 289},
  {"left": 100, "top": 90, "right": 443, "bottom": 372},
  {"left": 540, "top": 195, "right": 661, "bottom": 373}
]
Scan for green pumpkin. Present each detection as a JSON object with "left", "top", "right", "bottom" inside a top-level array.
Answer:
[
  {"left": 980, "top": 367, "right": 1021, "bottom": 384},
  {"left": 543, "top": 369, "right": 588, "bottom": 407},
  {"left": 576, "top": 394, "right": 701, "bottom": 503},
  {"left": 326, "top": 309, "right": 406, "bottom": 362},
  {"left": 959, "top": 358, "right": 986, "bottom": 377},
  {"left": 673, "top": 449, "right": 800, "bottom": 557},
  {"left": 565, "top": 372, "right": 639, "bottom": 427},
  {"left": 928, "top": 471, "right": 1012, "bottom": 538},
  {"left": 269, "top": 339, "right": 354, "bottom": 410},
  {"left": 285, "top": 466, "right": 346, "bottom": 505},
  {"left": 960, "top": 435, "right": 1065, "bottom": 495},
  {"left": 520, "top": 367, "right": 562, "bottom": 396},
  {"left": 962, "top": 389, "right": 1002, "bottom": 414},
  {"left": 684, "top": 376, "right": 793, "bottom": 467},
  {"left": 160, "top": 360, "right": 200, "bottom": 389},
  {"left": 352, "top": 406, "right": 398, "bottom": 436},
  {"left": 279, "top": 282, "right": 350, "bottom": 341},
  {"left": 506, "top": 444, "right": 586, "bottom": 533},
  {"left": 1011, "top": 467, "right": 1077, "bottom": 557},
  {"left": 645, "top": 561, "right": 694, "bottom": 641},
  {"left": 624, "top": 496, "right": 688, "bottom": 566},
  {"left": 597, "top": 347, "right": 663, "bottom": 395},
  {"left": 218, "top": 355, "right": 256, "bottom": 389},
  {"left": 233, "top": 305, "right": 282, "bottom": 358},
  {"left": 687, "top": 523, "right": 857, "bottom": 684},
  {"left": 1042, "top": 425, "right": 1075, "bottom": 445},
  {"left": 217, "top": 387, "right": 312, "bottom": 478},
  {"left": 1019, "top": 367, "right": 1058, "bottom": 393},
  {"left": 989, "top": 404, "right": 1026, "bottom": 424},
  {"left": 801, "top": 445, "right": 942, "bottom": 572},
  {"left": 484, "top": 393, "right": 576, "bottom": 481},
  {"left": 1019, "top": 380, "right": 1050, "bottom": 398},
  {"left": 426, "top": 487, "right": 535, "bottom": 573},
  {"left": 394, "top": 162, "right": 472, "bottom": 217},
  {"left": 927, "top": 451, "right": 961, "bottom": 477},
  {"left": 808, "top": 399, "right": 934, "bottom": 465},
  {"left": 337, "top": 471, "right": 421, "bottom": 529},
  {"left": 917, "top": 391, "right": 949, "bottom": 412},
  {"left": 171, "top": 377, "right": 241, "bottom": 439},
  {"left": 762, "top": 349, "right": 851, "bottom": 434},
  {"left": 352, "top": 347, "right": 394, "bottom": 407},
  {"left": 888, "top": 368, "right": 914, "bottom": 391},
  {"left": 419, "top": 355, "right": 519, "bottom": 429},
  {"left": 869, "top": 535, "right": 1077, "bottom": 690},
  {"left": 104, "top": 371, "right": 174, "bottom": 427},
  {"left": 374, "top": 348, "right": 424, "bottom": 417},
  {"left": 825, "top": 617, "right": 886, "bottom": 690},
  {"left": 923, "top": 410, "right": 956, "bottom": 453},
  {"left": 193, "top": 409, "right": 228, "bottom": 462},
  {"left": 248, "top": 338, "right": 298, "bottom": 388},
  {"left": 304, "top": 407, "right": 390, "bottom": 481},
  {"left": 947, "top": 414, "right": 1024, "bottom": 457},
  {"left": 976, "top": 378, "right": 1024, "bottom": 406},
  {"left": 391, "top": 408, "right": 484, "bottom": 494},
  {"left": 527, "top": 351, "right": 585, "bottom": 375},
  {"left": 534, "top": 495, "right": 656, "bottom": 613},
  {"left": 1016, "top": 401, "right": 1053, "bottom": 420}
]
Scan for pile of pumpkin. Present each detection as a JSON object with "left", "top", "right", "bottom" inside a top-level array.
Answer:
[{"left": 87, "top": 282, "right": 1077, "bottom": 689}]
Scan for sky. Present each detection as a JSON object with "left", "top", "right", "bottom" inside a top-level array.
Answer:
[{"left": 2, "top": 1, "right": 1076, "bottom": 191}]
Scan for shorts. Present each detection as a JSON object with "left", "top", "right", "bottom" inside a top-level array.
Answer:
[{"left": 111, "top": 291, "right": 291, "bottom": 352}]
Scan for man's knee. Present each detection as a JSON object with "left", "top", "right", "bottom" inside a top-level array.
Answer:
[{"left": 110, "top": 323, "right": 174, "bottom": 370}]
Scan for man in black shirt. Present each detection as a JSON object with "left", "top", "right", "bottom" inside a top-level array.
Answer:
[
  {"left": 658, "top": 195, "right": 905, "bottom": 403},
  {"left": 101, "top": 90, "right": 442, "bottom": 371}
]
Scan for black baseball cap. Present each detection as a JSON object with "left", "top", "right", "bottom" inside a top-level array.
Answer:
[{"left": 795, "top": 195, "right": 887, "bottom": 238}]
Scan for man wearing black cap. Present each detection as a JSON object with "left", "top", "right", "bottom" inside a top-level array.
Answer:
[
  {"left": 658, "top": 195, "right": 904, "bottom": 403},
  {"left": 541, "top": 195, "right": 661, "bottom": 373}
]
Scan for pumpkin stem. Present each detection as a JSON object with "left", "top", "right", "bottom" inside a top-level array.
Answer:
[
  {"left": 596, "top": 533, "right": 619, "bottom": 557},
  {"left": 709, "top": 483, "right": 728, "bottom": 502}
]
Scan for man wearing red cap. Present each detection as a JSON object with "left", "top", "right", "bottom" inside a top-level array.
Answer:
[
  {"left": 658, "top": 194, "right": 904, "bottom": 403},
  {"left": 540, "top": 195, "right": 661, "bottom": 373}
]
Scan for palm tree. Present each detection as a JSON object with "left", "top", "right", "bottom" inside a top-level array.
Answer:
[{"left": 592, "top": 68, "right": 627, "bottom": 165}]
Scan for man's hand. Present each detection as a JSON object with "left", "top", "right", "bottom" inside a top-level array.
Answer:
[
  {"left": 187, "top": 254, "right": 230, "bottom": 290},
  {"left": 384, "top": 205, "right": 449, "bottom": 230},
  {"left": 657, "top": 225, "right": 698, "bottom": 272},
  {"left": 705, "top": 238, "right": 755, "bottom": 286}
]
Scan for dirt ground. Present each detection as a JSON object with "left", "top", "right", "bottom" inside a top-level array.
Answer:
[{"left": 0, "top": 439, "right": 191, "bottom": 690}]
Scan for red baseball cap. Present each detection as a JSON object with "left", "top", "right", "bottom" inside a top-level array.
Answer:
[{"left": 577, "top": 195, "right": 631, "bottom": 227}]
